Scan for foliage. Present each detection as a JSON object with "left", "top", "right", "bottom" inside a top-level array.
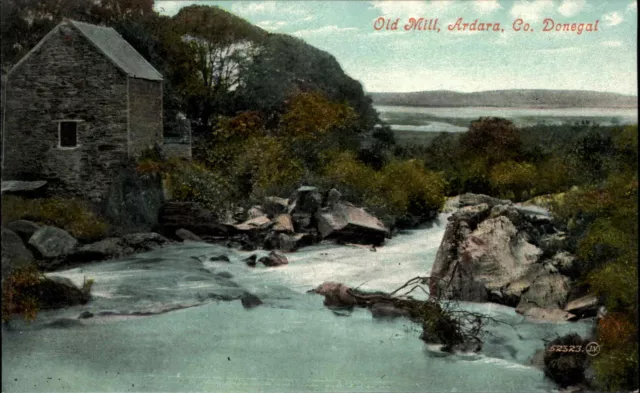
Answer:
[
  {"left": 461, "top": 117, "right": 522, "bottom": 166},
  {"left": 280, "top": 92, "right": 357, "bottom": 139},
  {"left": 2, "top": 264, "right": 43, "bottom": 323},
  {"left": 231, "top": 136, "right": 305, "bottom": 198},
  {"left": 165, "top": 160, "right": 235, "bottom": 215},
  {"left": 322, "top": 151, "right": 445, "bottom": 218},
  {"left": 489, "top": 160, "right": 537, "bottom": 201},
  {"left": 1, "top": 196, "right": 108, "bottom": 240},
  {"left": 591, "top": 312, "right": 639, "bottom": 392},
  {"left": 378, "top": 159, "right": 445, "bottom": 216}
]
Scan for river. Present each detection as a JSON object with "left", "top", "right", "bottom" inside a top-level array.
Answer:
[{"left": 2, "top": 214, "right": 593, "bottom": 392}]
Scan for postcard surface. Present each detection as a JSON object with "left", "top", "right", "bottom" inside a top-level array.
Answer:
[{"left": 1, "top": 1, "right": 638, "bottom": 392}]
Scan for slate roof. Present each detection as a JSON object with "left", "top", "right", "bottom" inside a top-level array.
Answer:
[{"left": 69, "top": 20, "right": 163, "bottom": 81}]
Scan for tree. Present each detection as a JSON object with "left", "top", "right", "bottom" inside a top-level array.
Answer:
[
  {"left": 461, "top": 117, "right": 522, "bottom": 166},
  {"left": 171, "top": 5, "right": 266, "bottom": 130}
]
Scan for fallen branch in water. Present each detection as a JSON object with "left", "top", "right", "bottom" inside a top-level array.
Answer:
[{"left": 311, "top": 275, "right": 524, "bottom": 352}]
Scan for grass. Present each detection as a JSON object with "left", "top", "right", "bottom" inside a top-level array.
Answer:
[{"left": 1, "top": 196, "right": 108, "bottom": 241}]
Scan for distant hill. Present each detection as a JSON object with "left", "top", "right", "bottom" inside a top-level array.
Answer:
[{"left": 369, "top": 90, "right": 638, "bottom": 108}]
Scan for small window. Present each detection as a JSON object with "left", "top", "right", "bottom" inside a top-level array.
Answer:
[{"left": 59, "top": 121, "right": 77, "bottom": 148}]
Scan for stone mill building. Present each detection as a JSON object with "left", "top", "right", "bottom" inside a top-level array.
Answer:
[{"left": 1, "top": 19, "right": 164, "bottom": 202}]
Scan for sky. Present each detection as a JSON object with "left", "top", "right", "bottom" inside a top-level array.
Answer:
[{"left": 154, "top": 0, "right": 638, "bottom": 95}]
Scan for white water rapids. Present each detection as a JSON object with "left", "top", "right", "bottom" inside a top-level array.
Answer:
[{"left": 2, "top": 214, "right": 592, "bottom": 392}]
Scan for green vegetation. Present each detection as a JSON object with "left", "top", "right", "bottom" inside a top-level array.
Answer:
[
  {"left": 1, "top": 264, "right": 42, "bottom": 323},
  {"left": 1, "top": 196, "right": 109, "bottom": 241}
]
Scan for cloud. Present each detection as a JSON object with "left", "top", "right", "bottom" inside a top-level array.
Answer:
[
  {"left": 473, "top": 0, "right": 501, "bottom": 15},
  {"left": 369, "top": 0, "right": 457, "bottom": 18},
  {"left": 256, "top": 20, "right": 288, "bottom": 31},
  {"left": 154, "top": 1, "right": 199, "bottom": 16},
  {"left": 531, "top": 46, "right": 584, "bottom": 54},
  {"left": 602, "top": 11, "right": 624, "bottom": 26},
  {"left": 627, "top": 1, "right": 637, "bottom": 12},
  {"left": 510, "top": 0, "right": 555, "bottom": 22},
  {"left": 292, "top": 25, "right": 359, "bottom": 37},
  {"left": 601, "top": 40, "right": 624, "bottom": 47},
  {"left": 557, "top": 0, "right": 586, "bottom": 17}
]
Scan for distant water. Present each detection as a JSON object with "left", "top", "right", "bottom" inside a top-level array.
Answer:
[
  {"left": 2, "top": 215, "right": 593, "bottom": 392},
  {"left": 376, "top": 105, "right": 639, "bottom": 132}
]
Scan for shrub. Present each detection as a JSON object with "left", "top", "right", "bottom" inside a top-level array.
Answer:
[
  {"left": 489, "top": 160, "right": 537, "bottom": 201},
  {"left": 2, "top": 264, "right": 42, "bottom": 323},
  {"left": 378, "top": 159, "right": 445, "bottom": 216},
  {"left": 591, "top": 313, "right": 639, "bottom": 392},
  {"left": 166, "top": 161, "right": 235, "bottom": 215},
  {"left": 232, "top": 136, "right": 305, "bottom": 198},
  {"left": 1, "top": 196, "right": 108, "bottom": 241}
]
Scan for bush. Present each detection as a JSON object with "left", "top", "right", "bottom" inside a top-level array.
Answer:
[
  {"left": 489, "top": 160, "right": 537, "bottom": 201},
  {"left": 378, "top": 159, "right": 445, "bottom": 216},
  {"left": 231, "top": 136, "right": 305, "bottom": 198},
  {"left": 1, "top": 196, "right": 108, "bottom": 241},
  {"left": 2, "top": 264, "right": 42, "bottom": 323},
  {"left": 591, "top": 313, "right": 639, "bottom": 391},
  {"left": 166, "top": 161, "right": 235, "bottom": 215}
]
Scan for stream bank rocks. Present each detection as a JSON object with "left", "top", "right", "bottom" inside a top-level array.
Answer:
[
  {"left": 429, "top": 193, "right": 596, "bottom": 322},
  {"left": 1, "top": 219, "right": 171, "bottom": 276},
  {"left": 158, "top": 186, "right": 391, "bottom": 252}
]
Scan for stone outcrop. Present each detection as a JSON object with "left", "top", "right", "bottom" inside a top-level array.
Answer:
[
  {"left": 429, "top": 194, "right": 578, "bottom": 317},
  {"left": 28, "top": 226, "right": 78, "bottom": 259}
]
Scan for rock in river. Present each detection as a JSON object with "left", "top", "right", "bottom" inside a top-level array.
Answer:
[
  {"left": 28, "top": 226, "right": 78, "bottom": 259},
  {"left": 316, "top": 202, "right": 389, "bottom": 246}
]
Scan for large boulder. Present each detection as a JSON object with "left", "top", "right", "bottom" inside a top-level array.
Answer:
[
  {"left": 6, "top": 220, "right": 41, "bottom": 243},
  {"left": 68, "top": 237, "right": 131, "bottom": 262},
  {"left": 159, "top": 202, "right": 234, "bottom": 238},
  {"left": 288, "top": 186, "right": 323, "bottom": 215},
  {"left": 28, "top": 226, "right": 78, "bottom": 259},
  {"left": 316, "top": 202, "right": 389, "bottom": 246},
  {"left": 430, "top": 212, "right": 542, "bottom": 302},
  {"left": 272, "top": 214, "right": 294, "bottom": 233},
  {"left": 1, "top": 228, "right": 34, "bottom": 278}
]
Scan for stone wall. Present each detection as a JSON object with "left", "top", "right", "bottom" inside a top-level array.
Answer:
[
  {"left": 129, "top": 77, "right": 163, "bottom": 157},
  {"left": 2, "top": 23, "right": 128, "bottom": 202}
]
